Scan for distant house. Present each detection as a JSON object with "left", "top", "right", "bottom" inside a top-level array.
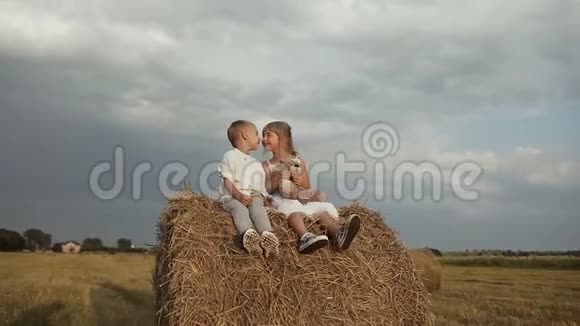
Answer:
[{"left": 60, "top": 241, "right": 81, "bottom": 253}]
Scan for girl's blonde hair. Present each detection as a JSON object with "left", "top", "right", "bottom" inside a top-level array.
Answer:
[{"left": 263, "top": 121, "right": 297, "bottom": 156}]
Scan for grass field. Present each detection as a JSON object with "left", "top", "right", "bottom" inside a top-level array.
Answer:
[
  {"left": 433, "top": 265, "right": 580, "bottom": 325},
  {"left": 1, "top": 253, "right": 579, "bottom": 325},
  {"left": 0, "top": 253, "right": 154, "bottom": 326}
]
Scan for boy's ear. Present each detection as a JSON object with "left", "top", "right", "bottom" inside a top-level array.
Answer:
[{"left": 241, "top": 128, "right": 248, "bottom": 140}]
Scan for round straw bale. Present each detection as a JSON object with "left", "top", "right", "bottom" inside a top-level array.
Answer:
[
  {"left": 153, "top": 190, "right": 433, "bottom": 325},
  {"left": 408, "top": 248, "right": 442, "bottom": 293}
]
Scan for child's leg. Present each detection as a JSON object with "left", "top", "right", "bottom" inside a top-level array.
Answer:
[
  {"left": 222, "top": 198, "right": 261, "bottom": 255},
  {"left": 287, "top": 212, "right": 308, "bottom": 237},
  {"left": 317, "top": 212, "right": 340, "bottom": 236},
  {"left": 288, "top": 212, "right": 329, "bottom": 254},
  {"left": 248, "top": 196, "right": 279, "bottom": 257},
  {"left": 317, "top": 211, "right": 361, "bottom": 251},
  {"left": 248, "top": 196, "right": 272, "bottom": 234},
  {"left": 222, "top": 198, "right": 254, "bottom": 235}
]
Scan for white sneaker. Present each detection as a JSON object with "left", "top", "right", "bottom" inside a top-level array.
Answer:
[
  {"left": 242, "top": 229, "right": 262, "bottom": 255},
  {"left": 260, "top": 231, "right": 280, "bottom": 258},
  {"left": 298, "top": 232, "right": 329, "bottom": 254}
]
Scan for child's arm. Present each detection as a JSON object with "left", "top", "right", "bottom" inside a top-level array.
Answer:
[
  {"left": 223, "top": 178, "right": 252, "bottom": 206},
  {"left": 262, "top": 161, "right": 281, "bottom": 193},
  {"left": 291, "top": 157, "right": 311, "bottom": 189},
  {"left": 218, "top": 152, "right": 252, "bottom": 206}
]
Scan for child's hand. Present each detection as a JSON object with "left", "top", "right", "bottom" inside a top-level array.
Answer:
[
  {"left": 290, "top": 169, "right": 301, "bottom": 180},
  {"left": 234, "top": 193, "right": 252, "bottom": 206},
  {"left": 240, "top": 195, "right": 252, "bottom": 206},
  {"left": 291, "top": 174, "right": 304, "bottom": 187}
]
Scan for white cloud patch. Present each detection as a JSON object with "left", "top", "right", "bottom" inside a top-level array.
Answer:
[
  {"left": 424, "top": 144, "right": 580, "bottom": 187},
  {"left": 502, "top": 146, "right": 580, "bottom": 187},
  {"left": 0, "top": 2, "right": 176, "bottom": 66}
]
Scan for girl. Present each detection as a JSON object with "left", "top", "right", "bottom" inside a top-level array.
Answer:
[{"left": 261, "top": 121, "right": 361, "bottom": 254}]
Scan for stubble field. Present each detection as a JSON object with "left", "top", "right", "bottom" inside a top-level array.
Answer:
[{"left": 1, "top": 253, "right": 578, "bottom": 325}]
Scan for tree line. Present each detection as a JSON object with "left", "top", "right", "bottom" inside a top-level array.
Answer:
[
  {"left": 444, "top": 249, "right": 580, "bottom": 257},
  {"left": 0, "top": 228, "right": 145, "bottom": 253}
]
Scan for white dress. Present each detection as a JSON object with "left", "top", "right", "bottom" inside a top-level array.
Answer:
[{"left": 265, "top": 158, "right": 339, "bottom": 220}]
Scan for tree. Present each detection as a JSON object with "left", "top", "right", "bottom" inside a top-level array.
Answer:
[
  {"left": 23, "top": 228, "right": 45, "bottom": 251},
  {"left": 42, "top": 233, "right": 52, "bottom": 250},
  {"left": 0, "top": 228, "right": 25, "bottom": 251},
  {"left": 81, "top": 238, "right": 104, "bottom": 252},
  {"left": 117, "top": 238, "right": 132, "bottom": 251},
  {"left": 22, "top": 229, "right": 51, "bottom": 250},
  {"left": 52, "top": 243, "right": 63, "bottom": 252},
  {"left": 427, "top": 247, "right": 442, "bottom": 257}
]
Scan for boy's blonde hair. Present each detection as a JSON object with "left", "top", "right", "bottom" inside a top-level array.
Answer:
[
  {"left": 263, "top": 121, "right": 297, "bottom": 156},
  {"left": 227, "top": 120, "right": 253, "bottom": 147}
]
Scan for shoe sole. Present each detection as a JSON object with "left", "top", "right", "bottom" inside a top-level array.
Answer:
[
  {"left": 242, "top": 231, "right": 262, "bottom": 255},
  {"left": 339, "top": 215, "right": 361, "bottom": 251},
  {"left": 261, "top": 233, "right": 280, "bottom": 258},
  {"left": 298, "top": 238, "right": 329, "bottom": 254}
]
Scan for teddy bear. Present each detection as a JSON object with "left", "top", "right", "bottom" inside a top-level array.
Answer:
[{"left": 278, "top": 157, "right": 326, "bottom": 203}]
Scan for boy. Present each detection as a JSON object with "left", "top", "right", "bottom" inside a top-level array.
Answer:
[{"left": 217, "top": 120, "right": 280, "bottom": 257}]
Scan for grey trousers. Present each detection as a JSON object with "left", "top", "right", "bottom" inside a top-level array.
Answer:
[{"left": 221, "top": 196, "right": 272, "bottom": 235}]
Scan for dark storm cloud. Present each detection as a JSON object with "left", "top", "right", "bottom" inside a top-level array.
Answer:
[{"left": 0, "top": 0, "right": 579, "bottom": 248}]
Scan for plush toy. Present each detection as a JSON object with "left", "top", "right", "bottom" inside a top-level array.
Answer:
[{"left": 278, "top": 157, "right": 326, "bottom": 203}]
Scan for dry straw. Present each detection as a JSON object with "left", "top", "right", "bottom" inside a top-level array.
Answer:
[
  {"left": 408, "top": 249, "right": 443, "bottom": 293},
  {"left": 154, "top": 190, "right": 434, "bottom": 325}
]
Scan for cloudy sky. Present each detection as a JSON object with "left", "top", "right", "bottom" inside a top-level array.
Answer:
[{"left": 1, "top": 0, "right": 579, "bottom": 250}]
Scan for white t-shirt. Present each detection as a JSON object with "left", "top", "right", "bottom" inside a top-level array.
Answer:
[{"left": 217, "top": 148, "right": 267, "bottom": 201}]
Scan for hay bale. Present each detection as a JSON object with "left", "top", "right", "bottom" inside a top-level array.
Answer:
[
  {"left": 153, "top": 190, "right": 433, "bottom": 325},
  {"left": 409, "top": 248, "right": 442, "bottom": 293}
]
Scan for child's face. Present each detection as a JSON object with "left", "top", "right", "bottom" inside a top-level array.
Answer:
[
  {"left": 262, "top": 130, "right": 278, "bottom": 152},
  {"left": 246, "top": 124, "right": 261, "bottom": 151}
]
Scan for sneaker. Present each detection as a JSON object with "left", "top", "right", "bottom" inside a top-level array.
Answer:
[
  {"left": 334, "top": 214, "right": 361, "bottom": 251},
  {"left": 242, "top": 229, "right": 262, "bottom": 255},
  {"left": 298, "top": 232, "right": 329, "bottom": 254},
  {"left": 260, "top": 231, "right": 280, "bottom": 258}
]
